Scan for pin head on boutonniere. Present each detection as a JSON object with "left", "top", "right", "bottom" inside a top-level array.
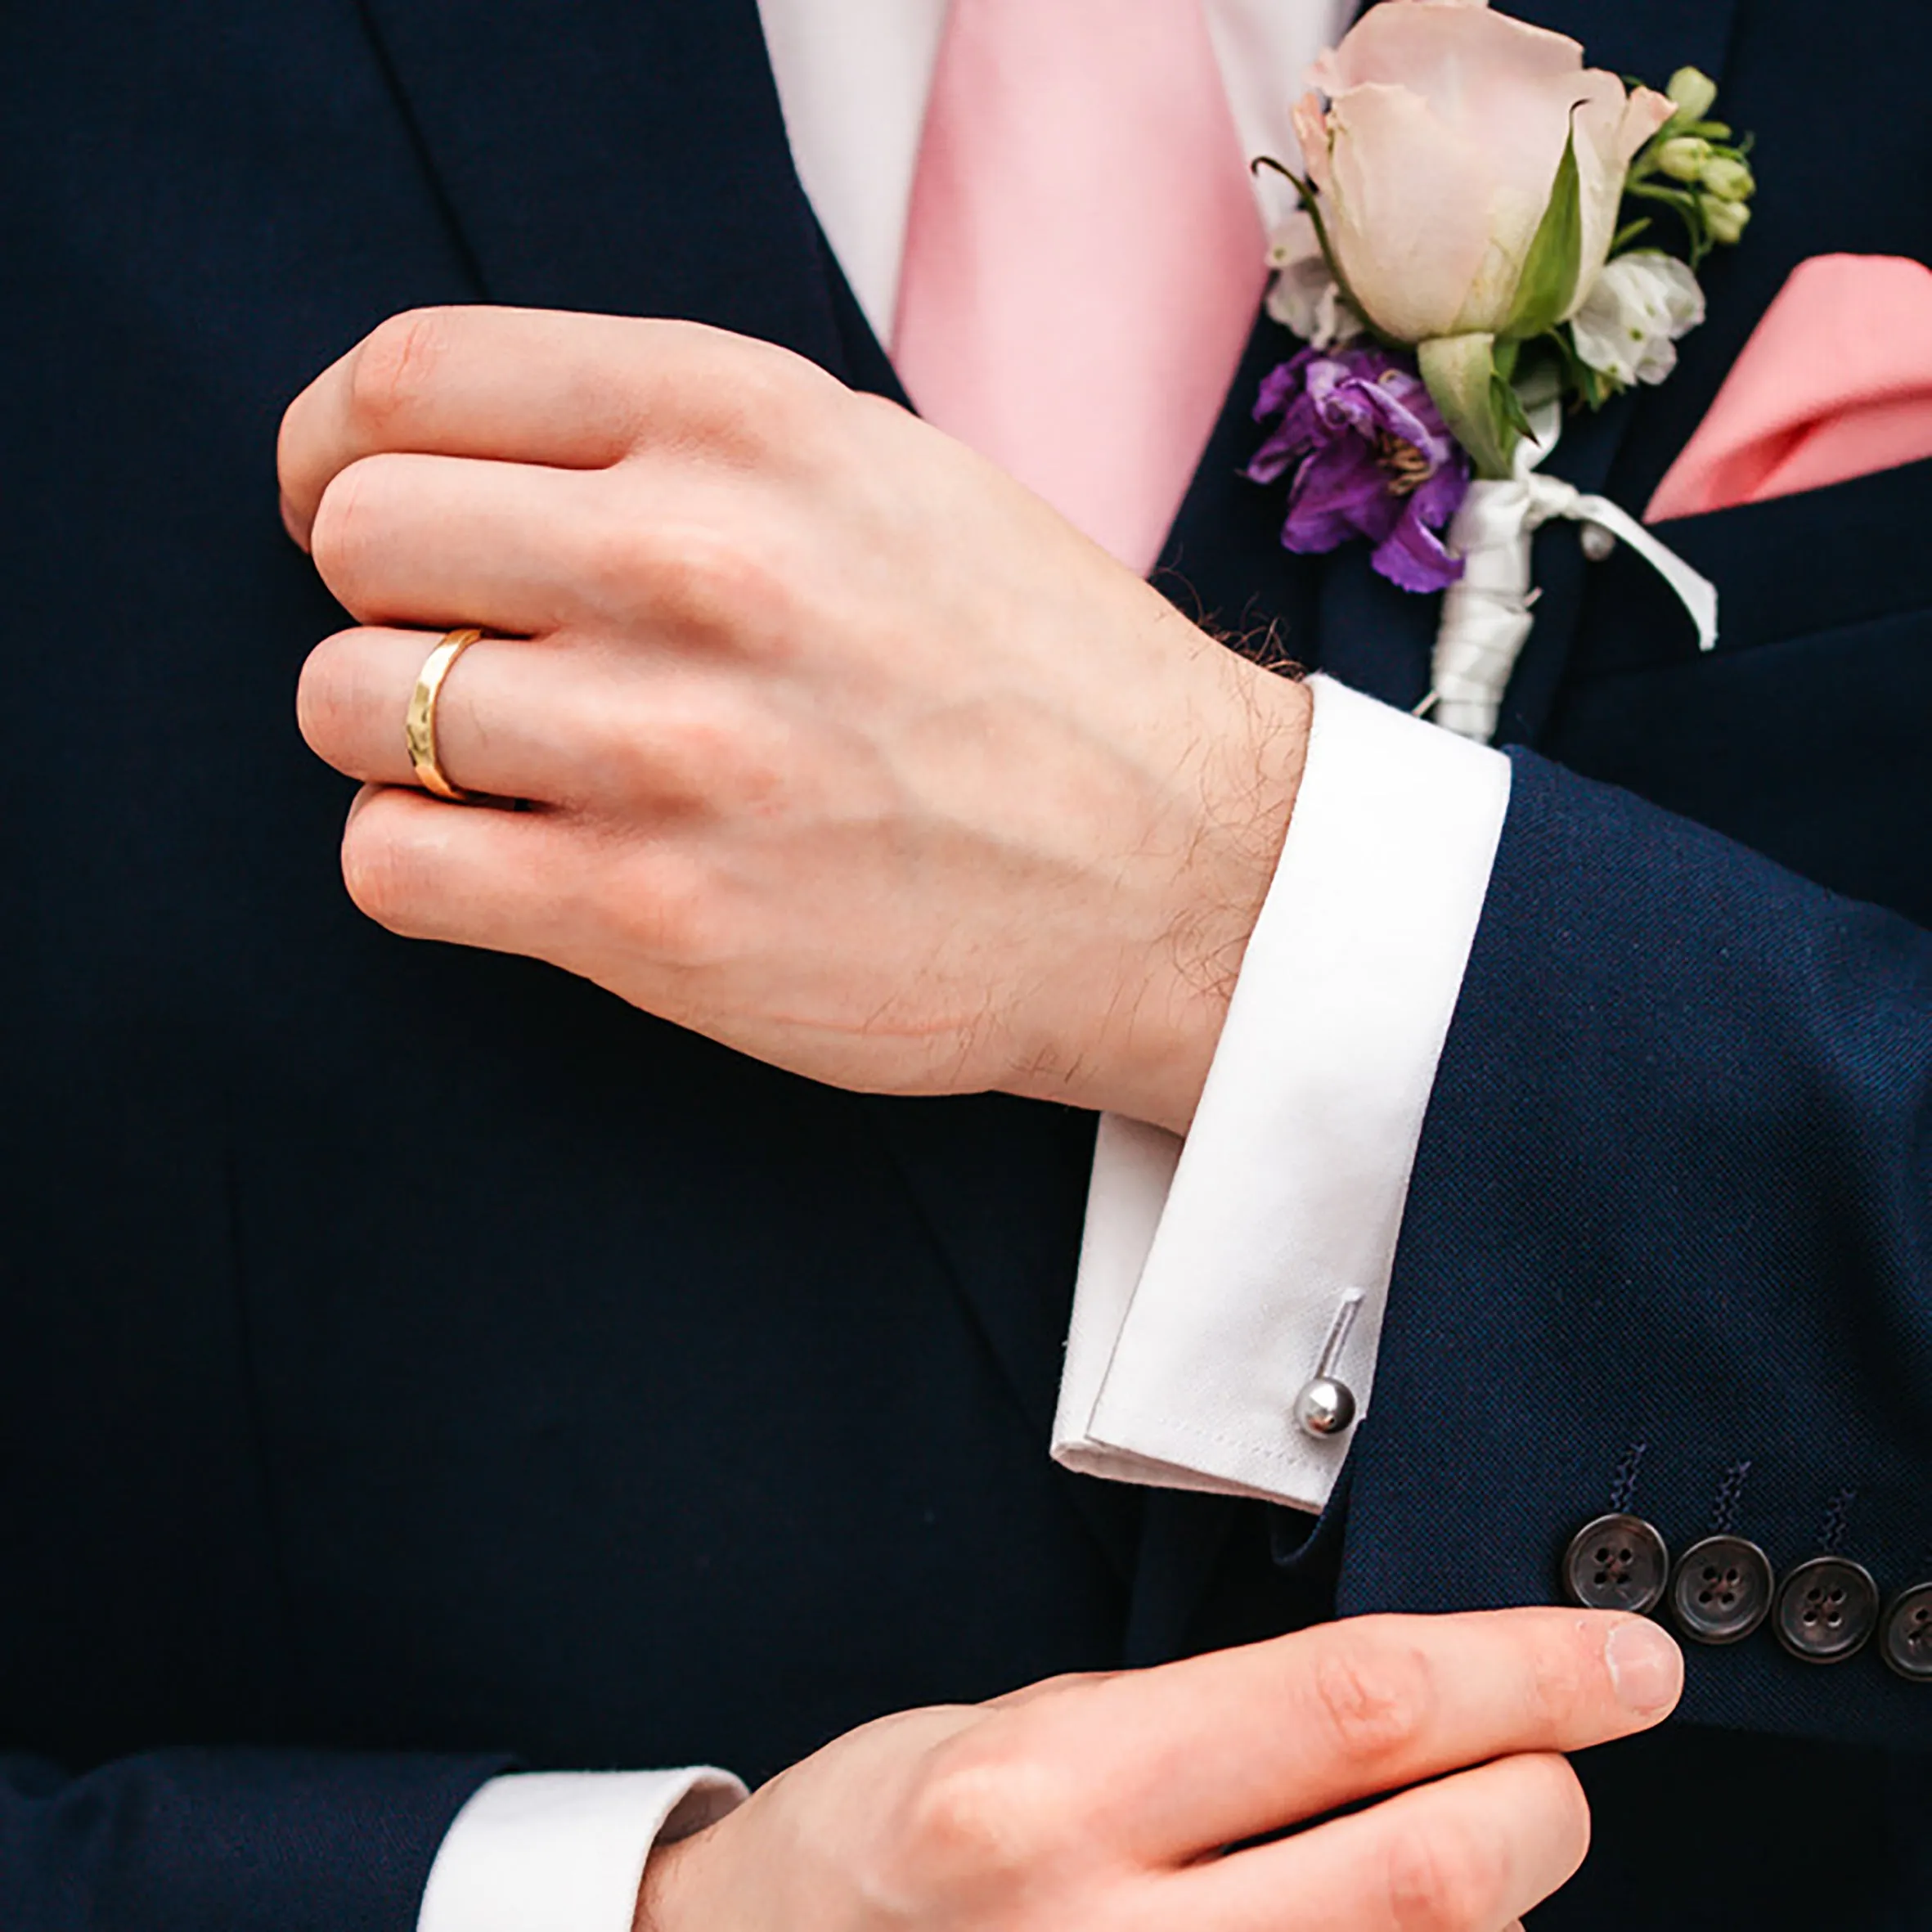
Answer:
[{"left": 1247, "top": 0, "right": 1757, "bottom": 739}]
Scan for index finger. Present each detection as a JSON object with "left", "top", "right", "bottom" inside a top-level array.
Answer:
[
  {"left": 276, "top": 305, "right": 820, "bottom": 547},
  {"left": 1037, "top": 1607, "right": 1681, "bottom": 1862}
]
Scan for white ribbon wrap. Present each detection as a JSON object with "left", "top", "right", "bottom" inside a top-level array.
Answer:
[{"left": 1425, "top": 407, "right": 1719, "bottom": 743}]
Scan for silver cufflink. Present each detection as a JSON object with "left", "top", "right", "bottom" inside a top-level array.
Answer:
[{"left": 1294, "top": 1289, "right": 1364, "bottom": 1439}]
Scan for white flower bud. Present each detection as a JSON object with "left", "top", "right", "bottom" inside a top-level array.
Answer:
[
  {"left": 1702, "top": 195, "right": 1753, "bottom": 245},
  {"left": 1570, "top": 250, "right": 1708, "bottom": 387},
  {"left": 1667, "top": 66, "right": 1719, "bottom": 124},
  {"left": 1699, "top": 156, "right": 1755, "bottom": 203},
  {"left": 1656, "top": 136, "right": 1714, "bottom": 182}
]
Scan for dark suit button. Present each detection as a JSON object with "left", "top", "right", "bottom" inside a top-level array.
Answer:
[
  {"left": 1668, "top": 1534, "right": 1773, "bottom": 1645},
  {"left": 1562, "top": 1513, "right": 1670, "bottom": 1614},
  {"left": 1772, "top": 1556, "right": 1879, "bottom": 1662},
  {"left": 1880, "top": 1584, "right": 1932, "bottom": 1682}
]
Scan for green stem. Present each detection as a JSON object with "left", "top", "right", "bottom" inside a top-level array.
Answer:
[{"left": 1251, "top": 155, "right": 1383, "bottom": 343}]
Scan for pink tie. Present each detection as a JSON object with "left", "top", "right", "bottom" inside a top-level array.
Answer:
[{"left": 893, "top": 0, "right": 1267, "bottom": 575}]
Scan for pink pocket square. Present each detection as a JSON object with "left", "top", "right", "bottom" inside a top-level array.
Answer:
[{"left": 1647, "top": 253, "right": 1932, "bottom": 523}]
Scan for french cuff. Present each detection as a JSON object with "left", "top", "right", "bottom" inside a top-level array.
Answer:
[
  {"left": 1053, "top": 674, "right": 1511, "bottom": 1511},
  {"left": 416, "top": 1768, "right": 747, "bottom": 1932}
]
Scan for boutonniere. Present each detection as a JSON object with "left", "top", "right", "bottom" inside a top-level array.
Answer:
[{"left": 1246, "top": 0, "right": 1757, "bottom": 739}]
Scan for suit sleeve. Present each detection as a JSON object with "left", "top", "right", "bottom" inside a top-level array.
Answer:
[
  {"left": 0, "top": 1747, "right": 507, "bottom": 1931},
  {"left": 1335, "top": 750, "right": 1932, "bottom": 1752}
]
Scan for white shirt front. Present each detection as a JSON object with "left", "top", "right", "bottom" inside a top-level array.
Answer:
[{"left": 420, "top": 5, "right": 1514, "bottom": 1928}]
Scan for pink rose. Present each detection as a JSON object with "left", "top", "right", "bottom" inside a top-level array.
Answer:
[{"left": 1299, "top": 0, "right": 1674, "bottom": 344}]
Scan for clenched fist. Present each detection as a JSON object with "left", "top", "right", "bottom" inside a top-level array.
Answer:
[{"left": 280, "top": 307, "right": 1310, "bottom": 1133}]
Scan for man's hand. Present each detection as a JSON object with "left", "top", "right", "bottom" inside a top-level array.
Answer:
[
  {"left": 279, "top": 308, "right": 1311, "bottom": 1134},
  {"left": 635, "top": 1607, "right": 1683, "bottom": 1932}
]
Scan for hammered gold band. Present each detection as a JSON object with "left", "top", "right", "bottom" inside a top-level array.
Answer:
[{"left": 404, "top": 627, "right": 484, "bottom": 802}]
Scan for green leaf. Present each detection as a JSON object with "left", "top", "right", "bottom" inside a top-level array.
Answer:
[
  {"left": 1418, "top": 333, "right": 1520, "bottom": 480},
  {"left": 1492, "top": 375, "right": 1536, "bottom": 447},
  {"left": 1611, "top": 217, "right": 1654, "bottom": 254},
  {"left": 1503, "top": 118, "right": 1585, "bottom": 341}
]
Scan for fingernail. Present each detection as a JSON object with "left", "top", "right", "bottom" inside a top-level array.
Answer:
[{"left": 1604, "top": 1620, "right": 1683, "bottom": 1714}]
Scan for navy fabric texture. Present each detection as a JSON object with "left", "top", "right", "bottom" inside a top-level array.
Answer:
[
  {"left": 1, "top": 0, "right": 1926, "bottom": 1925},
  {"left": 0, "top": 1753, "right": 504, "bottom": 1932},
  {"left": 1342, "top": 754, "right": 1932, "bottom": 1749}
]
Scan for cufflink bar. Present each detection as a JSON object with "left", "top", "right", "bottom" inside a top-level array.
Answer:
[{"left": 1294, "top": 1290, "right": 1364, "bottom": 1439}]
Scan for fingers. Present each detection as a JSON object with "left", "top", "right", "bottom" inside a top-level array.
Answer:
[
  {"left": 336, "top": 785, "right": 731, "bottom": 1038},
  {"left": 301, "top": 628, "right": 591, "bottom": 804},
  {"left": 279, "top": 305, "right": 835, "bottom": 546},
  {"left": 1179, "top": 1750, "right": 1591, "bottom": 1932},
  {"left": 304, "top": 447, "right": 788, "bottom": 653},
  {"left": 336, "top": 784, "right": 593, "bottom": 959},
  {"left": 1049, "top": 1609, "right": 1678, "bottom": 1862},
  {"left": 301, "top": 622, "right": 782, "bottom": 819},
  {"left": 306, "top": 452, "right": 604, "bottom": 635}
]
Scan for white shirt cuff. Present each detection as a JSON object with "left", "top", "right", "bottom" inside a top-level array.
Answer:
[
  {"left": 416, "top": 1768, "right": 747, "bottom": 1932},
  {"left": 1053, "top": 674, "right": 1512, "bottom": 1512}
]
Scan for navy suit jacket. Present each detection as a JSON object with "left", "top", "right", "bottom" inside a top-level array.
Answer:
[{"left": 2, "top": 1, "right": 1926, "bottom": 1927}]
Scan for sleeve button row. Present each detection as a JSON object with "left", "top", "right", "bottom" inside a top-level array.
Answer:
[{"left": 1560, "top": 1513, "right": 1930, "bottom": 1676}]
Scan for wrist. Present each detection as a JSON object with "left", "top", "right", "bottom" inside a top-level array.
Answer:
[
  {"left": 631, "top": 1775, "right": 748, "bottom": 1932},
  {"left": 632, "top": 1824, "right": 704, "bottom": 1932},
  {"left": 1075, "top": 658, "right": 1311, "bottom": 1137}
]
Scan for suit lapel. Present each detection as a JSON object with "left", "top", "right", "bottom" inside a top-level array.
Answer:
[{"left": 354, "top": 0, "right": 847, "bottom": 369}]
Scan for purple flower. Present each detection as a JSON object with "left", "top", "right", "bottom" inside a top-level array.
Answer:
[{"left": 1246, "top": 344, "right": 1471, "bottom": 594}]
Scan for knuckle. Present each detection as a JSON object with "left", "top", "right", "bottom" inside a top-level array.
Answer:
[
  {"left": 1309, "top": 1627, "right": 1436, "bottom": 1768},
  {"left": 848, "top": 388, "right": 916, "bottom": 434},
  {"left": 1017, "top": 1669, "right": 1121, "bottom": 1699},
  {"left": 900, "top": 1746, "right": 1071, "bottom": 1888},
  {"left": 584, "top": 514, "right": 780, "bottom": 640},
  {"left": 703, "top": 339, "right": 838, "bottom": 451},
  {"left": 600, "top": 848, "right": 726, "bottom": 969},
  {"left": 976, "top": 1669, "right": 1122, "bottom": 1719},
  {"left": 1386, "top": 1816, "right": 1508, "bottom": 1932},
  {"left": 347, "top": 307, "right": 452, "bottom": 433},
  {"left": 573, "top": 509, "right": 676, "bottom": 620},
  {"left": 663, "top": 707, "right": 789, "bottom": 817}
]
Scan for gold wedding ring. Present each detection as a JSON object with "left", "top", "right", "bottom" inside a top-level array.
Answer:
[{"left": 405, "top": 627, "right": 484, "bottom": 802}]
